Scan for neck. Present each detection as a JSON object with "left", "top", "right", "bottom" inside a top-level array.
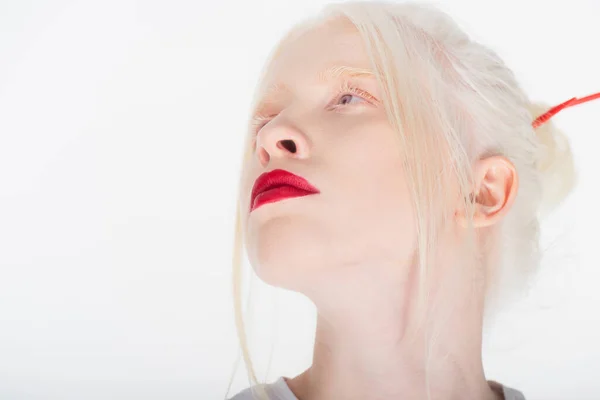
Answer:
[
  {"left": 288, "top": 261, "right": 501, "bottom": 400},
  {"left": 299, "top": 314, "right": 498, "bottom": 400}
]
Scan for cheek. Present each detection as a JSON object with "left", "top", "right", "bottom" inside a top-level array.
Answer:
[
  {"left": 325, "top": 125, "right": 417, "bottom": 264},
  {"left": 327, "top": 172, "right": 416, "bottom": 265}
]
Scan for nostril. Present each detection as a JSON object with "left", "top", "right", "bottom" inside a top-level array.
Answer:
[{"left": 279, "top": 139, "right": 297, "bottom": 153}]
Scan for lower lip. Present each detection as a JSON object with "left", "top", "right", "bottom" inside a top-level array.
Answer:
[{"left": 251, "top": 186, "right": 317, "bottom": 212}]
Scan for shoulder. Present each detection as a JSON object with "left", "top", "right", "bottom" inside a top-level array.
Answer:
[
  {"left": 503, "top": 385, "right": 527, "bottom": 400},
  {"left": 489, "top": 379, "right": 527, "bottom": 400},
  {"left": 228, "top": 377, "right": 297, "bottom": 400},
  {"left": 227, "top": 386, "right": 258, "bottom": 400},
  {"left": 229, "top": 377, "right": 526, "bottom": 400}
]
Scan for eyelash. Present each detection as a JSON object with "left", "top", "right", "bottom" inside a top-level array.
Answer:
[{"left": 250, "top": 81, "right": 379, "bottom": 135}]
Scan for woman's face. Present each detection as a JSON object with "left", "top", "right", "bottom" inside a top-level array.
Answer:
[{"left": 240, "top": 17, "right": 418, "bottom": 294}]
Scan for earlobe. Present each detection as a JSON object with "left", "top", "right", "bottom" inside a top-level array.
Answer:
[{"left": 455, "top": 192, "right": 476, "bottom": 229}]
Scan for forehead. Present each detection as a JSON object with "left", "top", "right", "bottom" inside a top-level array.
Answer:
[
  {"left": 255, "top": 18, "right": 374, "bottom": 106},
  {"left": 272, "top": 18, "right": 365, "bottom": 70}
]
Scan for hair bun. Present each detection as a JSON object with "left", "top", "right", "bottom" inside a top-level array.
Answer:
[{"left": 527, "top": 102, "right": 578, "bottom": 219}]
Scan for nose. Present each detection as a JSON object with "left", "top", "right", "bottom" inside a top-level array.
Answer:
[{"left": 254, "top": 118, "right": 310, "bottom": 167}]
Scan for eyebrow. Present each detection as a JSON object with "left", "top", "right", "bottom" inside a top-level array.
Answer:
[
  {"left": 254, "top": 64, "right": 377, "bottom": 111},
  {"left": 318, "top": 64, "right": 376, "bottom": 81}
]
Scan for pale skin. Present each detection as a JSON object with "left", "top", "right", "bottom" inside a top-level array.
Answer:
[{"left": 240, "top": 16, "right": 518, "bottom": 400}]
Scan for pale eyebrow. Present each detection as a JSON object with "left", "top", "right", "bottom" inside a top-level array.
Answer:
[
  {"left": 253, "top": 64, "right": 377, "bottom": 113},
  {"left": 317, "top": 65, "right": 376, "bottom": 82}
]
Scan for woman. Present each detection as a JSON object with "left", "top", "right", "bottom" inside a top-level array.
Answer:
[{"left": 226, "top": 1, "right": 597, "bottom": 399}]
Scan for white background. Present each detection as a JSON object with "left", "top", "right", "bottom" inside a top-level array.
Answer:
[{"left": 0, "top": 1, "right": 599, "bottom": 399}]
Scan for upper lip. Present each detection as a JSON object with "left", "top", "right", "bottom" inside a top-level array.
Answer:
[{"left": 251, "top": 169, "right": 320, "bottom": 205}]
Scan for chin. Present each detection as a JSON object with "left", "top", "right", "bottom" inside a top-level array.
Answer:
[{"left": 252, "top": 260, "right": 303, "bottom": 290}]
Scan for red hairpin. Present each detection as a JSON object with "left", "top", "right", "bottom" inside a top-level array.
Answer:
[{"left": 532, "top": 91, "right": 600, "bottom": 128}]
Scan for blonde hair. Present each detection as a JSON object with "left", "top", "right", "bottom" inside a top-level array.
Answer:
[{"left": 225, "top": 2, "right": 577, "bottom": 399}]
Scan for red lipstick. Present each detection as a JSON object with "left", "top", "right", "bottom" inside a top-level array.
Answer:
[{"left": 250, "top": 169, "right": 320, "bottom": 212}]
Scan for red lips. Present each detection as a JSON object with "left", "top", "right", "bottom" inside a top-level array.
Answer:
[{"left": 250, "top": 169, "right": 320, "bottom": 212}]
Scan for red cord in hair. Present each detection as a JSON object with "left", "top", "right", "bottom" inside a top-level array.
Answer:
[{"left": 532, "top": 91, "right": 600, "bottom": 128}]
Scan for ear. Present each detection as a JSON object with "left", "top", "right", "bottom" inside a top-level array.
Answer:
[{"left": 455, "top": 155, "right": 519, "bottom": 228}]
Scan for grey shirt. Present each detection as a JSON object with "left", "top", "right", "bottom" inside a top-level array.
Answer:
[{"left": 228, "top": 376, "right": 526, "bottom": 400}]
